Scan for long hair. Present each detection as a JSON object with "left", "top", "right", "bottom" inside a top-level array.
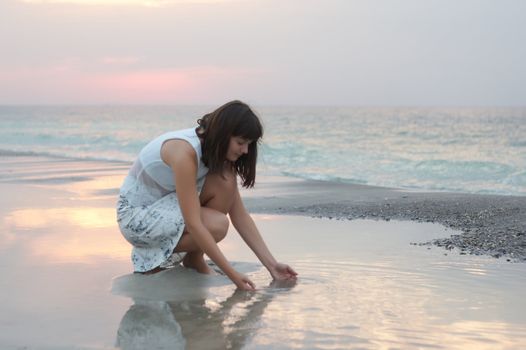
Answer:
[{"left": 196, "top": 100, "right": 263, "bottom": 188}]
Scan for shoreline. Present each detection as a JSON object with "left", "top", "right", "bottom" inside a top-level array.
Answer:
[
  {"left": 2, "top": 154, "right": 525, "bottom": 262},
  {"left": 242, "top": 180, "right": 526, "bottom": 261}
]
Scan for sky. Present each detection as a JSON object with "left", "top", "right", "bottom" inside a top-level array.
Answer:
[{"left": 0, "top": 0, "right": 525, "bottom": 106}]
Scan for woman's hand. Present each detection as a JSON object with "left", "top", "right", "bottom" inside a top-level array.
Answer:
[
  {"left": 269, "top": 262, "right": 298, "bottom": 281},
  {"left": 232, "top": 272, "right": 256, "bottom": 291}
]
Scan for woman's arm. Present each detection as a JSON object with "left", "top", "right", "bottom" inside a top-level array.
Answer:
[
  {"left": 161, "top": 140, "right": 255, "bottom": 290},
  {"left": 229, "top": 185, "right": 297, "bottom": 280}
]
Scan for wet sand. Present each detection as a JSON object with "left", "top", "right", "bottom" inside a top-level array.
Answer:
[
  {"left": 1, "top": 154, "right": 526, "bottom": 349},
  {"left": 2, "top": 154, "right": 525, "bottom": 262},
  {"left": 240, "top": 177, "right": 526, "bottom": 262}
]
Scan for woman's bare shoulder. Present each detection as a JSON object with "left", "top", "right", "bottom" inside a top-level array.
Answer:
[{"left": 160, "top": 139, "right": 197, "bottom": 168}]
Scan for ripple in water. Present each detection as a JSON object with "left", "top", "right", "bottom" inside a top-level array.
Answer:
[{"left": 111, "top": 216, "right": 526, "bottom": 349}]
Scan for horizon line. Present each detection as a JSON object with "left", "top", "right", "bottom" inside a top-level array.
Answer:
[{"left": 1, "top": 103, "right": 526, "bottom": 109}]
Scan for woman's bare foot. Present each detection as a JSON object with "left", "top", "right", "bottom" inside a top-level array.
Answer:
[
  {"left": 137, "top": 266, "right": 165, "bottom": 275},
  {"left": 182, "top": 252, "right": 213, "bottom": 274}
]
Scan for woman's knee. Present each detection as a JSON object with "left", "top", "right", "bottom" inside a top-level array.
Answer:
[
  {"left": 202, "top": 207, "right": 229, "bottom": 242},
  {"left": 200, "top": 170, "right": 237, "bottom": 213}
]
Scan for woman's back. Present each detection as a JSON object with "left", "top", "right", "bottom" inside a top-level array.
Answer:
[{"left": 119, "top": 127, "right": 208, "bottom": 207}]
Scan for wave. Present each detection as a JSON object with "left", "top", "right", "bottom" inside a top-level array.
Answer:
[
  {"left": 277, "top": 169, "right": 525, "bottom": 196},
  {"left": 0, "top": 148, "right": 526, "bottom": 196},
  {"left": 279, "top": 171, "right": 369, "bottom": 186},
  {"left": 0, "top": 148, "right": 131, "bottom": 164},
  {"left": 413, "top": 159, "right": 515, "bottom": 180}
]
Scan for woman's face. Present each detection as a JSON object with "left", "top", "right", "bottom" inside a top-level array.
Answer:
[{"left": 226, "top": 136, "right": 252, "bottom": 162}]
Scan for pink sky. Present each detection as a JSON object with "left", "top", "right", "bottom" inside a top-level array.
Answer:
[
  {"left": 0, "top": 62, "right": 266, "bottom": 104},
  {"left": 1, "top": 0, "right": 525, "bottom": 105}
]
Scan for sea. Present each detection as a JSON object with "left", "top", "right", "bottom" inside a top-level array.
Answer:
[{"left": 0, "top": 105, "right": 525, "bottom": 196}]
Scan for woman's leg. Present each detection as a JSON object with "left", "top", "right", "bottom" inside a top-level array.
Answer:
[{"left": 174, "top": 170, "right": 237, "bottom": 273}]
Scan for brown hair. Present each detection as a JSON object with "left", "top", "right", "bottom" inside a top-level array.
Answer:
[{"left": 196, "top": 100, "right": 263, "bottom": 188}]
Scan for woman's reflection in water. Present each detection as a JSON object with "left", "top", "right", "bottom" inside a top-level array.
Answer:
[{"left": 116, "top": 279, "right": 297, "bottom": 350}]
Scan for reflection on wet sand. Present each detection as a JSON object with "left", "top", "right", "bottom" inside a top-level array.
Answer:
[
  {"left": 55, "top": 174, "right": 124, "bottom": 199},
  {"left": 2, "top": 206, "right": 129, "bottom": 263},
  {"left": 5, "top": 207, "right": 116, "bottom": 229},
  {"left": 114, "top": 270, "right": 296, "bottom": 350}
]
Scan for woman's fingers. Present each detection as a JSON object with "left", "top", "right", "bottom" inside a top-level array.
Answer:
[
  {"left": 286, "top": 265, "right": 298, "bottom": 276},
  {"left": 271, "top": 263, "right": 298, "bottom": 280},
  {"left": 234, "top": 273, "right": 256, "bottom": 291},
  {"left": 245, "top": 278, "right": 256, "bottom": 290}
]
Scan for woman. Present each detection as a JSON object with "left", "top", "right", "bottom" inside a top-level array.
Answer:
[{"left": 117, "top": 100, "right": 297, "bottom": 291}]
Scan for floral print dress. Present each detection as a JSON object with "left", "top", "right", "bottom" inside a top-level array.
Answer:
[{"left": 116, "top": 128, "right": 208, "bottom": 272}]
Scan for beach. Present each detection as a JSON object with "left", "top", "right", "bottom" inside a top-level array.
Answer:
[
  {"left": 2, "top": 0, "right": 526, "bottom": 347},
  {"left": 1, "top": 154, "right": 526, "bottom": 349},
  {"left": 3, "top": 153, "right": 525, "bottom": 261},
  {"left": 241, "top": 176, "right": 526, "bottom": 262}
]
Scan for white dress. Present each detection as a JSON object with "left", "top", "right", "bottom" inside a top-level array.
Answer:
[{"left": 116, "top": 128, "right": 209, "bottom": 272}]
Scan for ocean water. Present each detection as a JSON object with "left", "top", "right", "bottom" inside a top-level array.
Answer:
[{"left": 0, "top": 105, "right": 525, "bottom": 196}]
